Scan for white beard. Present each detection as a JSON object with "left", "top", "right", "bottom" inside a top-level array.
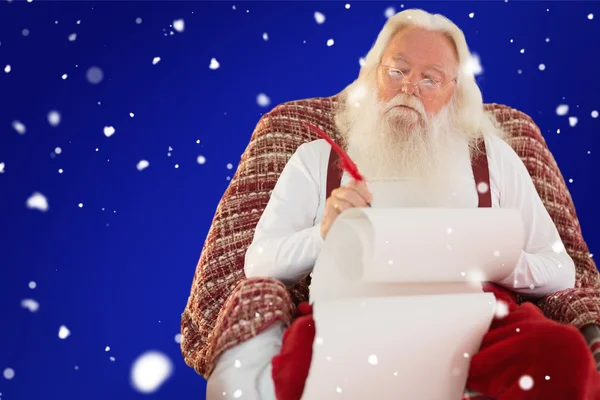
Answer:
[{"left": 335, "top": 83, "right": 475, "bottom": 207}]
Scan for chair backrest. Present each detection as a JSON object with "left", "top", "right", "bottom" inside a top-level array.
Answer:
[{"left": 183, "top": 95, "right": 599, "bottom": 374}]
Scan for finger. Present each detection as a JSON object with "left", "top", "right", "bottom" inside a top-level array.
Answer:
[
  {"left": 334, "top": 186, "right": 371, "bottom": 207},
  {"left": 326, "top": 198, "right": 352, "bottom": 214},
  {"left": 350, "top": 180, "right": 374, "bottom": 204}
]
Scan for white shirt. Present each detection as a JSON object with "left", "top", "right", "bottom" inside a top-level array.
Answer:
[{"left": 207, "top": 135, "right": 575, "bottom": 399}]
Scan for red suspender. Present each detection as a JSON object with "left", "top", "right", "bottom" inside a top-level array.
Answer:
[
  {"left": 324, "top": 139, "right": 491, "bottom": 208},
  {"left": 325, "top": 148, "right": 342, "bottom": 200}
]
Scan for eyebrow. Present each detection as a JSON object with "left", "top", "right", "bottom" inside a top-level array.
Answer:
[{"left": 389, "top": 54, "right": 448, "bottom": 77}]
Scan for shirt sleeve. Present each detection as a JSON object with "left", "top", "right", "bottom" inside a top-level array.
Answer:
[
  {"left": 489, "top": 136, "right": 576, "bottom": 297},
  {"left": 244, "top": 142, "right": 324, "bottom": 287}
]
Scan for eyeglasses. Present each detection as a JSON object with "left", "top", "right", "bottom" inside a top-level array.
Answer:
[{"left": 379, "top": 64, "right": 457, "bottom": 101}]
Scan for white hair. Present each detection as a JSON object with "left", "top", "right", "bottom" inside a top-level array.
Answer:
[{"left": 339, "top": 8, "right": 506, "bottom": 143}]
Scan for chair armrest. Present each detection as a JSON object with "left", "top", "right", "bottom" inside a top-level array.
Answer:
[
  {"left": 581, "top": 323, "right": 600, "bottom": 371},
  {"left": 535, "top": 287, "right": 600, "bottom": 328},
  {"left": 203, "top": 277, "right": 296, "bottom": 377}
]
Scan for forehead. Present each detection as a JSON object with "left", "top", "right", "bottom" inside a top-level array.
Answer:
[{"left": 382, "top": 27, "right": 458, "bottom": 70}]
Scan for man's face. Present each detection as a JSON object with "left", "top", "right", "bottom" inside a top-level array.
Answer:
[{"left": 376, "top": 27, "right": 458, "bottom": 116}]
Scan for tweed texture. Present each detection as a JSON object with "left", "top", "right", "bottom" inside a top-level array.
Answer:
[{"left": 180, "top": 96, "right": 600, "bottom": 382}]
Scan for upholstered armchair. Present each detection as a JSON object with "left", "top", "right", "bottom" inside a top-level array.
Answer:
[{"left": 180, "top": 96, "right": 600, "bottom": 399}]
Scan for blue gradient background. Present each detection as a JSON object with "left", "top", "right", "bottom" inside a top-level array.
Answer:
[{"left": 0, "top": 1, "right": 599, "bottom": 399}]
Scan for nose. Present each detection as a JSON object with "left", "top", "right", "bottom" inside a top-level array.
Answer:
[{"left": 401, "top": 82, "right": 417, "bottom": 96}]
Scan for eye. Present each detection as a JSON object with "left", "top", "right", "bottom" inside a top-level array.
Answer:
[
  {"left": 421, "top": 78, "right": 439, "bottom": 88},
  {"left": 387, "top": 68, "right": 405, "bottom": 79},
  {"left": 423, "top": 76, "right": 441, "bottom": 84}
]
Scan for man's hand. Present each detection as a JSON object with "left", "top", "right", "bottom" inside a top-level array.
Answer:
[{"left": 320, "top": 179, "right": 372, "bottom": 238}]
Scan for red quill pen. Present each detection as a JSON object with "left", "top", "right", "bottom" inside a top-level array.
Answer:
[{"left": 302, "top": 121, "right": 365, "bottom": 182}]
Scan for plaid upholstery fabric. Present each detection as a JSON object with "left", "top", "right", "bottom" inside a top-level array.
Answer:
[{"left": 180, "top": 96, "right": 600, "bottom": 384}]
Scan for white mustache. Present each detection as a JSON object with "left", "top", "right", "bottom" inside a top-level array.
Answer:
[{"left": 384, "top": 95, "right": 427, "bottom": 120}]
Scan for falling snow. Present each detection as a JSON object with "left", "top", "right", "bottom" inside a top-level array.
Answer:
[
  {"left": 519, "top": 375, "right": 534, "bottom": 390},
  {"left": 58, "top": 325, "right": 71, "bottom": 339},
  {"left": 469, "top": 12, "right": 474, "bottom": 18},
  {"left": 256, "top": 93, "right": 271, "bottom": 107},
  {"left": 86, "top": 66, "right": 104, "bottom": 84},
  {"left": 538, "top": 64, "right": 546, "bottom": 71},
  {"left": 0, "top": 162, "right": 5, "bottom": 174},
  {"left": 12, "top": 120, "right": 26, "bottom": 134},
  {"left": 26, "top": 192, "right": 48, "bottom": 212},
  {"left": 29, "top": 281, "right": 36, "bottom": 289},
  {"left": 3, "top": 368, "right": 15, "bottom": 380},
  {"left": 152, "top": 57, "right": 161, "bottom": 65},
  {"left": 209, "top": 58, "right": 220, "bottom": 70},
  {"left": 197, "top": 155, "right": 206, "bottom": 164},
  {"left": 137, "top": 160, "right": 150, "bottom": 171},
  {"left": 173, "top": 19, "right": 185, "bottom": 32},
  {"left": 68, "top": 33, "right": 77, "bottom": 41},
  {"left": 4, "top": 64, "right": 10, "bottom": 73},
  {"left": 48, "top": 110, "right": 61, "bottom": 126},
  {"left": 314, "top": 11, "right": 326, "bottom": 24},
  {"left": 21, "top": 298, "right": 39, "bottom": 312},
  {"left": 136, "top": 17, "right": 142, "bottom": 24},
  {"left": 466, "top": 54, "right": 483, "bottom": 76},
  {"left": 262, "top": 32, "right": 269, "bottom": 41},
  {"left": 592, "top": 110, "right": 598, "bottom": 118},
  {"left": 130, "top": 351, "right": 173, "bottom": 393},
  {"left": 385, "top": 7, "right": 396, "bottom": 19},
  {"left": 326, "top": 38, "right": 334, "bottom": 46},
  {"left": 556, "top": 104, "right": 569, "bottom": 116},
  {"left": 103, "top": 126, "right": 115, "bottom": 137},
  {"left": 569, "top": 116, "right": 578, "bottom": 127}
]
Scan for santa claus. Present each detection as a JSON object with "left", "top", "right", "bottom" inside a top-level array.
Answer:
[{"left": 203, "top": 9, "right": 600, "bottom": 400}]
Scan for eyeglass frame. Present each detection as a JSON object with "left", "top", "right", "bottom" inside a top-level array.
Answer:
[{"left": 377, "top": 63, "right": 458, "bottom": 101}]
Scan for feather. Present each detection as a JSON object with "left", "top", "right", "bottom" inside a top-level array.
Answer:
[{"left": 302, "top": 121, "right": 365, "bottom": 182}]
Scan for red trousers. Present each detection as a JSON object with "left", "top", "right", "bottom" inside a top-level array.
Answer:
[{"left": 271, "top": 285, "right": 600, "bottom": 400}]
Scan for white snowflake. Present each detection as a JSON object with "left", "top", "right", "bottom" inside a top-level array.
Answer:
[
  {"left": 29, "top": 281, "right": 36, "bottom": 289},
  {"left": 465, "top": 53, "right": 483, "bottom": 76},
  {"left": 588, "top": 13, "right": 594, "bottom": 20},
  {"left": 591, "top": 110, "right": 598, "bottom": 118},
  {"left": 54, "top": 147, "right": 62, "bottom": 155},
  {"left": 4, "top": 64, "right": 10, "bottom": 73},
  {"left": 68, "top": 33, "right": 77, "bottom": 41},
  {"left": 314, "top": 11, "right": 326, "bottom": 24},
  {"left": 103, "top": 126, "right": 115, "bottom": 137},
  {"left": 384, "top": 7, "right": 396, "bottom": 19},
  {"left": 0, "top": 162, "right": 4, "bottom": 174},
  {"left": 538, "top": 64, "right": 546, "bottom": 71},
  {"left": 136, "top": 17, "right": 142, "bottom": 24},
  {"left": 12, "top": 120, "right": 26, "bottom": 134},
  {"left": 262, "top": 32, "right": 268, "bottom": 41},
  {"left": 569, "top": 116, "right": 578, "bottom": 127},
  {"left": 61, "top": 74, "right": 68, "bottom": 80},
  {"left": 556, "top": 104, "right": 569, "bottom": 116},
  {"left": 152, "top": 57, "right": 161, "bottom": 65},
  {"left": 48, "top": 110, "right": 61, "bottom": 127},
  {"left": 26, "top": 192, "right": 48, "bottom": 212},
  {"left": 174, "top": 334, "right": 182, "bottom": 343},
  {"left": 345, "top": 4, "right": 351, "bottom": 9},
  {"left": 58, "top": 325, "right": 71, "bottom": 339},
  {"left": 197, "top": 155, "right": 206, "bottom": 164},
  {"left": 22, "top": 28, "right": 30, "bottom": 37},
  {"left": 367, "top": 354, "right": 378, "bottom": 365},
  {"left": 209, "top": 58, "right": 220, "bottom": 70},
  {"left": 105, "top": 346, "right": 110, "bottom": 351},
  {"left": 129, "top": 112, "right": 134, "bottom": 117},
  {"left": 86, "top": 66, "right": 104, "bottom": 84},
  {"left": 130, "top": 351, "right": 173, "bottom": 393},
  {"left": 469, "top": 12, "right": 474, "bottom": 18},
  {"left": 21, "top": 298, "right": 39, "bottom": 312},
  {"left": 256, "top": 93, "right": 271, "bottom": 107},
  {"left": 326, "top": 38, "right": 334, "bottom": 46},
  {"left": 3, "top": 368, "right": 15, "bottom": 380},
  {"left": 136, "top": 160, "right": 149, "bottom": 171},
  {"left": 494, "top": 300, "right": 509, "bottom": 319},
  {"left": 173, "top": 19, "right": 185, "bottom": 32},
  {"left": 359, "top": 57, "right": 365, "bottom": 67},
  {"left": 519, "top": 375, "right": 534, "bottom": 390}
]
